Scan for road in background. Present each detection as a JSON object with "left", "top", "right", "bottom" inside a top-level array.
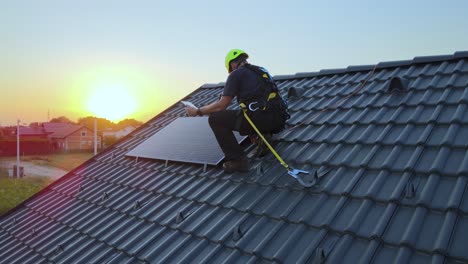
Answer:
[{"left": 0, "top": 160, "right": 67, "bottom": 180}]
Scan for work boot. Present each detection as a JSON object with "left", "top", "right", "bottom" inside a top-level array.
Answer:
[
  {"left": 254, "top": 134, "right": 272, "bottom": 158},
  {"left": 223, "top": 156, "right": 249, "bottom": 173}
]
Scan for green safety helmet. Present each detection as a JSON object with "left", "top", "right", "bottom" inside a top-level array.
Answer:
[{"left": 225, "top": 49, "right": 249, "bottom": 73}]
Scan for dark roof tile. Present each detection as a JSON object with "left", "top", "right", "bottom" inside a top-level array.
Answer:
[
  {"left": 377, "top": 59, "right": 413, "bottom": 69},
  {"left": 200, "top": 83, "right": 225, "bottom": 89},
  {"left": 346, "top": 64, "right": 376, "bottom": 72},
  {"left": 453, "top": 51, "right": 468, "bottom": 59},
  {"left": 272, "top": 74, "right": 296, "bottom": 81},
  {"left": 450, "top": 215, "right": 468, "bottom": 259},
  {"left": 319, "top": 68, "right": 347, "bottom": 76},
  {"left": 294, "top": 72, "right": 320, "bottom": 79},
  {"left": 413, "top": 54, "right": 454, "bottom": 64}
]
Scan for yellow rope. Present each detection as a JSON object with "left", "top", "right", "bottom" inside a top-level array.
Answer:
[{"left": 242, "top": 111, "right": 290, "bottom": 170}]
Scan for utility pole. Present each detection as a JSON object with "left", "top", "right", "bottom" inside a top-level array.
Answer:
[
  {"left": 16, "top": 119, "right": 20, "bottom": 178},
  {"left": 94, "top": 117, "right": 97, "bottom": 155}
]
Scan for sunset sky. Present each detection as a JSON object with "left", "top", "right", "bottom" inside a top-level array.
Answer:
[{"left": 2, "top": 0, "right": 468, "bottom": 126}]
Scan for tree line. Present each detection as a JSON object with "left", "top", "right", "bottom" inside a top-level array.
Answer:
[{"left": 48, "top": 116, "right": 143, "bottom": 133}]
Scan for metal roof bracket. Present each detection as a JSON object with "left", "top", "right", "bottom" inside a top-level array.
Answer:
[
  {"left": 203, "top": 163, "right": 207, "bottom": 173},
  {"left": 134, "top": 200, "right": 142, "bottom": 210},
  {"left": 165, "top": 160, "right": 169, "bottom": 168},
  {"left": 314, "top": 247, "right": 325, "bottom": 264},
  {"left": 176, "top": 212, "right": 184, "bottom": 224},
  {"left": 256, "top": 160, "right": 265, "bottom": 176},
  {"left": 404, "top": 177, "right": 420, "bottom": 199},
  {"left": 291, "top": 169, "right": 319, "bottom": 187},
  {"left": 30, "top": 228, "right": 37, "bottom": 238},
  {"left": 101, "top": 192, "right": 109, "bottom": 201},
  {"left": 233, "top": 226, "right": 242, "bottom": 241},
  {"left": 135, "top": 156, "right": 139, "bottom": 165},
  {"left": 54, "top": 244, "right": 65, "bottom": 255},
  {"left": 405, "top": 182, "right": 416, "bottom": 198}
]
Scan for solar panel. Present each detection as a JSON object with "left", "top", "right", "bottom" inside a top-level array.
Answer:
[{"left": 126, "top": 117, "right": 247, "bottom": 165}]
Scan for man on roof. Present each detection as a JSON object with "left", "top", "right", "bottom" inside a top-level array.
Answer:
[{"left": 186, "top": 49, "right": 289, "bottom": 172}]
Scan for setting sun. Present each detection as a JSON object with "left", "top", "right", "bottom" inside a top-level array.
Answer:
[{"left": 87, "top": 82, "right": 136, "bottom": 121}]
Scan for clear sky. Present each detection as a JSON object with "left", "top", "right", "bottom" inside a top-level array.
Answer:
[{"left": 1, "top": 0, "right": 467, "bottom": 126}]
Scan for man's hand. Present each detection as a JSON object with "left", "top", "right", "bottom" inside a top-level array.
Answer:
[
  {"left": 186, "top": 106, "right": 198, "bottom": 117},
  {"left": 185, "top": 96, "right": 233, "bottom": 117}
]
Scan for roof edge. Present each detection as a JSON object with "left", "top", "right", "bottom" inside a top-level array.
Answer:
[
  {"left": 200, "top": 82, "right": 226, "bottom": 89},
  {"left": 272, "top": 50, "right": 468, "bottom": 81}
]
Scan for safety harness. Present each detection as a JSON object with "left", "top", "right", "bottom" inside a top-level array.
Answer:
[{"left": 238, "top": 64, "right": 289, "bottom": 119}]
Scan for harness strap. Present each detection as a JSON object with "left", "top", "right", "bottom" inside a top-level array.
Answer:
[{"left": 239, "top": 92, "right": 278, "bottom": 112}]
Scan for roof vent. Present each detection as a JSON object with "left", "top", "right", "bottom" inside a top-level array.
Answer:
[
  {"left": 287, "top": 87, "right": 305, "bottom": 99},
  {"left": 386, "top": 77, "right": 408, "bottom": 92},
  {"left": 233, "top": 226, "right": 243, "bottom": 241}
]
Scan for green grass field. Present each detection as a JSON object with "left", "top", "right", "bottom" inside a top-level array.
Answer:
[
  {"left": 0, "top": 152, "right": 94, "bottom": 215},
  {"left": 0, "top": 171, "right": 53, "bottom": 215},
  {"left": 18, "top": 152, "right": 95, "bottom": 171}
]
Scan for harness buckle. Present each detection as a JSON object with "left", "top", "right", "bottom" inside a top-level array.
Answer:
[{"left": 248, "top": 102, "right": 259, "bottom": 112}]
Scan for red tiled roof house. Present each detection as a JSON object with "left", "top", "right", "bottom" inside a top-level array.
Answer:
[{"left": 43, "top": 123, "right": 101, "bottom": 152}]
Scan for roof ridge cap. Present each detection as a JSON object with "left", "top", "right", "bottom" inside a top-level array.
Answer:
[
  {"left": 273, "top": 50, "right": 468, "bottom": 81},
  {"left": 200, "top": 82, "right": 226, "bottom": 89}
]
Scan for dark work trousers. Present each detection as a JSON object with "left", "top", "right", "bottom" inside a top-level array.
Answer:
[{"left": 208, "top": 110, "right": 285, "bottom": 160}]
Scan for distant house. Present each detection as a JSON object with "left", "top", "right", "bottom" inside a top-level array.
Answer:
[
  {"left": 0, "top": 126, "right": 50, "bottom": 156},
  {"left": 102, "top": 126, "right": 136, "bottom": 139},
  {"left": 43, "top": 123, "right": 101, "bottom": 151}
]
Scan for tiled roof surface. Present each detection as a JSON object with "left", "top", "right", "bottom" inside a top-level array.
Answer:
[
  {"left": 1, "top": 126, "right": 46, "bottom": 136},
  {"left": 43, "top": 123, "right": 84, "bottom": 139},
  {"left": 1, "top": 51, "right": 468, "bottom": 263},
  {"left": 18, "top": 126, "right": 47, "bottom": 136}
]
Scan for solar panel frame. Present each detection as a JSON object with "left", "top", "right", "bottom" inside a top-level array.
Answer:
[{"left": 126, "top": 117, "right": 247, "bottom": 165}]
